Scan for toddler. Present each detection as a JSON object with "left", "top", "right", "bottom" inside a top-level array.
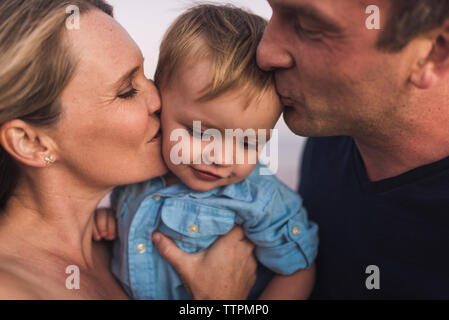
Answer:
[{"left": 96, "top": 4, "right": 318, "bottom": 300}]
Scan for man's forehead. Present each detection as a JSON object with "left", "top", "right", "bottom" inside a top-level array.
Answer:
[
  {"left": 269, "top": 0, "right": 369, "bottom": 19},
  {"left": 268, "top": 0, "right": 386, "bottom": 34},
  {"left": 269, "top": 0, "right": 370, "bottom": 9}
]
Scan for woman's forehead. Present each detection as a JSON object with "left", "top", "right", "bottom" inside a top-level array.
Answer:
[{"left": 66, "top": 9, "right": 143, "bottom": 84}]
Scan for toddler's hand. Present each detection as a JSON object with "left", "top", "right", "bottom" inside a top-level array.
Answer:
[{"left": 93, "top": 207, "right": 117, "bottom": 241}]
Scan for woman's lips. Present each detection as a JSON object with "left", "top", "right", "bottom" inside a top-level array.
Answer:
[
  {"left": 191, "top": 167, "right": 222, "bottom": 181},
  {"left": 149, "top": 129, "right": 162, "bottom": 143}
]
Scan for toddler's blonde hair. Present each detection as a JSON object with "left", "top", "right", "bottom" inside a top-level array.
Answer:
[{"left": 154, "top": 4, "right": 274, "bottom": 102}]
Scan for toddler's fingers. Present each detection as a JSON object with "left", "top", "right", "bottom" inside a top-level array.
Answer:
[
  {"left": 95, "top": 208, "right": 109, "bottom": 237},
  {"left": 92, "top": 220, "right": 101, "bottom": 241},
  {"left": 106, "top": 212, "right": 117, "bottom": 240}
]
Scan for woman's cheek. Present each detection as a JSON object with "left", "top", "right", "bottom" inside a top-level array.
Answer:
[{"left": 115, "top": 108, "right": 151, "bottom": 145}]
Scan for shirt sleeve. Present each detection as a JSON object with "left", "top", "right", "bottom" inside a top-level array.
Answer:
[
  {"left": 240, "top": 180, "right": 319, "bottom": 275},
  {"left": 110, "top": 186, "right": 122, "bottom": 211}
]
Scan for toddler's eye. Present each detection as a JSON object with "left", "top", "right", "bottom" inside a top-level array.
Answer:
[
  {"left": 244, "top": 143, "right": 257, "bottom": 150},
  {"left": 240, "top": 138, "right": 257, "bottom": 150},
  {"left": 186, "top": 127, "right": 202, "bottom": 136},
  {"left": 118, "top": 88, "right": 139, "bottom": 100}
]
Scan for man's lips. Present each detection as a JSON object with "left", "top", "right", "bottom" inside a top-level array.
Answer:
[
  {"left": 191, "top": 167, "right": 223, "bottom": 181},
  {"left": 279, "top": 95, "right": 295, "bottom": 107}
]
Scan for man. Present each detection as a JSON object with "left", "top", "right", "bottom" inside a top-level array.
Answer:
[
  {"left": 154, "top": 0, "right": 449, "bottom": 299},
  {"left": 256, "top": 0, "right": 449, "bottom": 299}
]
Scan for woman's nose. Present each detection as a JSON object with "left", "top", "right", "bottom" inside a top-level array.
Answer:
[
  {"left": 146, "top": 79, "right": 162, "bottom": 115},
  {"left": 257, "top": 18, "right": 294, "bottom": 71}
]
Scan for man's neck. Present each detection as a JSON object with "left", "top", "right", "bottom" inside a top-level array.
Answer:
[
  {"left": 353, "top": 81, "right": 449, "bottom": 181},
  {"left": 354, "top": 126, "right": 449, "bottom": 181}
]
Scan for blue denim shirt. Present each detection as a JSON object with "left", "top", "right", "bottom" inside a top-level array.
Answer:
[{"left": 111, "top": 163, "right": 319, "bottom": 300}]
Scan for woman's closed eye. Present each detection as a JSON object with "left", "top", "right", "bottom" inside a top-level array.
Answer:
[{"left": 118, "top": 87, "right": 139, "bottom": 100}]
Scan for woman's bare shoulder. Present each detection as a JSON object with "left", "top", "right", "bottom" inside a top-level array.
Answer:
[
  {"left": 0, "top": 241, "right": 120, "bottom": 300},
  {"left": 0, "top": 268, "right": 41, "bottom": 299},
  {"left": 0, "top": 249, "right": 54, "bottom": 299}
]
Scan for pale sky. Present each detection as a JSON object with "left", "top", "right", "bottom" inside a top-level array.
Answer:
[{"left": 107, "top": 0, "right": 306, "bottom": 189}]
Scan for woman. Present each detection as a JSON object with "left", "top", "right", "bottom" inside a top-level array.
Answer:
[{"left": 0, "top": 0, "right": 256, "bottom": 299}]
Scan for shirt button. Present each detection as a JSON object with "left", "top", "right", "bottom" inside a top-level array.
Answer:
[
  {"left": 189, "top": 224, "right": 199, "bottom": 234},
  {"left": 136, "top": 243, "right": 146, "bottom": 253},
  {"left": 292, "top": 226, "right": 301, "bottom": 236},
  {"left": 152, "top": 194, "right": 161, "bottom": 201}
]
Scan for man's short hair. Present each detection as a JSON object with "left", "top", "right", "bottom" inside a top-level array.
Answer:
[
  {"left": 154, "top": 4, "right": 273, "bottom": 102},
  {"left": 379, "top": 0, "right": 449, "bottom": 51}
]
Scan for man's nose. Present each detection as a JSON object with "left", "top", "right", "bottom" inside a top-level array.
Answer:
[{"left": 257, "top": 19, "right": 294, "bottom": 71}]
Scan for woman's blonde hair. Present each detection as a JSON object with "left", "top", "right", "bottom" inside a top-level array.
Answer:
[
  {"left": 154, "top": 4, "right": 273, "bottom": 102},
  {"left": 0, "top": 0, "right": 113, "bottom": 209}
]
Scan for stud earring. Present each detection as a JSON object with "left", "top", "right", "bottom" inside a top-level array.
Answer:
[{"left": 45, "top": 156, "right": 55, "bottom": 166}]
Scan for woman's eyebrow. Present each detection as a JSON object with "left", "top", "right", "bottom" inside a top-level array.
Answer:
[{"left": 112, "top": 66, "right": 140, "bottom": 89}]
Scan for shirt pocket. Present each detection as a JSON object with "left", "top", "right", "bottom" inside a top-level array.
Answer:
[{"left": 158, "top": 199, "right": 236, "bottom": 253}]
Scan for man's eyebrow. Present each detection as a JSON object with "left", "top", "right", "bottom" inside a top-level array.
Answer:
[{"left": 277, "top": 2, "right": 343, "bottom": 32}]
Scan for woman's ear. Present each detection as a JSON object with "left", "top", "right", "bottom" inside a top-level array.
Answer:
[
  {"left": 410, "top": 20, "right": 449, "bottom": 89},
  {"left": 0, "top": 120, "right": 56, "bottom": 168}
]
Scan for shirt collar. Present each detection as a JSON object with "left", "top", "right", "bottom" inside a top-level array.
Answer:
[
  {"left": 152, "top": 175, "right": 253, "bottom": 202},
  {"left": 189, "top": 178, "right": 253, "bottom": 202},
  {"left": 154, "top": 177, "right": 192, "bottom": 197}
]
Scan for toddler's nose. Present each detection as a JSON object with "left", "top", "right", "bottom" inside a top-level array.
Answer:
[{"left": 204, "top": 150, "right": 232, "bottom": 167}]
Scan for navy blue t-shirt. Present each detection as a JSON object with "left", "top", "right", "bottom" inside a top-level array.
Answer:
[{"left": 299, "top": 136, "right": 449, "bottom": 299}]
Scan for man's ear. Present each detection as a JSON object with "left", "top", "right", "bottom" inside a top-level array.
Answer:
[
  {"left": 0, "top": 120, "right": 56, "bottom": 168},
  {"left": 410, "top": 20, "right": 449, "bottom": 89}
]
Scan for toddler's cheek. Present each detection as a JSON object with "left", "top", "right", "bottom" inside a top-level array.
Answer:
[
  {"left": 230, "top": 163, "right": 257, "bottom": 183},
  {"left": 161, "top": 137, "right": 172, "bottom": 166},
  {"left": 243, "top": 163, "right": 258, "bottom": 176}
]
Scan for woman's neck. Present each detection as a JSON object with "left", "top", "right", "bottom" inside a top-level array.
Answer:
[{"left": 0, "top": 172, "right": 110, "bottom": 269}]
